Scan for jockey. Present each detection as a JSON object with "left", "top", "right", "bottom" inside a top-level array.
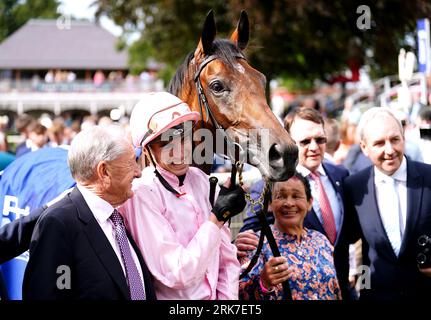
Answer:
[{"left": 119, "top": 92, "right": 246, "bottom": 299}]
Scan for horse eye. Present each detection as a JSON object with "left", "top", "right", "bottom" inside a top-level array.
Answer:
[{"left": 209, "top": 81, "right": 225, "bottom": 93}]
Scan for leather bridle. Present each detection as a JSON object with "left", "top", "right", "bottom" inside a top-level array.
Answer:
[
  {"left": 194, "top": 53, "right": 293, "bottom": 300},
  {"left": 193, "top": 53, "right": 247, "bottom": 164}
]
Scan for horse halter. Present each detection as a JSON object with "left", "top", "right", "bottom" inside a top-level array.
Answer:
[
  {"left": 194, "top": 53, "right": 293, "bottom": 300},
  {"left": 193, "top": 53, "right": 247, "bottom": 164}
]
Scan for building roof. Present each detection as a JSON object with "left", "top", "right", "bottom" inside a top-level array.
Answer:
[{"left": 0, "top": 19, "right": 128, "bottom": 70}]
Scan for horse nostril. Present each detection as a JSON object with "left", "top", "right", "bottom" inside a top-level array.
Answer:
[
  {"left": 269, "top": 143, "right": 283, "bottom": 168},
  {"left": 269, "top": 143, "right": 298, "bottom": 168}
]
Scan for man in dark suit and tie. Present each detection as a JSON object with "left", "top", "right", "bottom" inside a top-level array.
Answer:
[
  {"left": 237, "top": 108, "right": 351, "bottom": 298},
  {"left": 344, "top": 107, "right": 431, "bottom": 300},
  {"left": 285, "top": 108, "right": 350, "bottom": 298},
  {"left": 22, "top": 125, "right": 156, "bottom": 300}
]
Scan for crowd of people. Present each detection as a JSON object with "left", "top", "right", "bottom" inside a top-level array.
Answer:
[
  {"left": 1, "top": 90, "right": 431, "bottom": 301},
  {"left": 0, "top": 69, "right": 164, "bottom": 94},
  {"left": 0, "top": 113, "right": 118, "bottom": 171}
]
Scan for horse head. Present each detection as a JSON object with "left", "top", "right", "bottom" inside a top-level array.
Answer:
[{"left": 169, "top": 10, "right": 298, "bottom": 182}]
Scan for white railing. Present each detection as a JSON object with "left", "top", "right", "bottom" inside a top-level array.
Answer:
[
  {"left": 377, "top": 73, "right": 426, "bottom": 108},
  {"left": 0, "top": 79, "right": 163, "bottom": 93},
  {"left": 346, "top": 72, "right": 428, "bottom": 110},
  {"left": 0, "top": 91, "right": 163, "bottom": 115}
]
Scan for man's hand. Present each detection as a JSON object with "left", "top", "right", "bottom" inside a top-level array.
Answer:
[{"left": 235, "top": 230, "right": 259, "bottom": 258}]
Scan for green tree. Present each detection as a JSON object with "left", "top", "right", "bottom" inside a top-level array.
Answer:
[
  {"left": 0, "top": 0, "right": 60, "bottom": 43},
  {"left": 95, "top": 0, "right": 431, "bottom": 85}
]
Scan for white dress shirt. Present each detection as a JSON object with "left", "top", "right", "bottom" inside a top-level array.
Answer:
[
  {"left": 374, "top": 156, "right": 407, "bottom": 255},
  {"left": 297, "top": 164, "right": 343, "bottom": 236},
  {"left": 77, "top": 184, "right": 144, "bottom": 285}
]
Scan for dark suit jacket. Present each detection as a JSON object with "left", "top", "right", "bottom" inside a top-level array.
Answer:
[
  {"left": 343, "top": 144, "right": 372, "bottom": 175},
  {"left": 0, "top": 206, "right": 46, "bottom": 265},
  {"left": 344, "top": 159, "right": 431, "bottom": 300},
  {"left": 22, "top": 188, "right": 156, "bottom": 300},
  {"left": 0, "top": 206, "right": 46, "bottom": 300},
  {"left": 302, "top": 162, "right": 350, "bottom": 299}
]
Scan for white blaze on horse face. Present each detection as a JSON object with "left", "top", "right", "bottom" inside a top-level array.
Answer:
[{"left": 235, "top": 63, "right": 245, "bottom": 74}]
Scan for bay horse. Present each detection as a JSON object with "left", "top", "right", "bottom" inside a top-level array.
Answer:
[{"left": 168, "top": 11, "right": 298, "bottom": 182}]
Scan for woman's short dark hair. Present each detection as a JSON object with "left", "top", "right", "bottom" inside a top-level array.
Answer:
[{"left": 271, "top": 171, "right": 312, "bottom": 201}]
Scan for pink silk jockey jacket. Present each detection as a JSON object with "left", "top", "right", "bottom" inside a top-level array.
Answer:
[{"left": 119, "top": 165, "right": 240, "bottom": 300}]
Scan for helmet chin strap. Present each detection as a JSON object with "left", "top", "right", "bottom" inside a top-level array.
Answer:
[{"left": 145, "top": 146, "right": 187, "bottom": 198}]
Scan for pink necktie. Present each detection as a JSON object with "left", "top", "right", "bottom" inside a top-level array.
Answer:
[
  {"left": 310, "top": 172, "right": 337, "bottom": 244},
  {"left": 110, "top": 209, "right": 146, "bottom": 300}
]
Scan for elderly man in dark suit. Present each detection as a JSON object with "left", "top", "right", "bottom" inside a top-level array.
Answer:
[
  {"left": 344, "top": 107, "right": 431, "bottom": 300},
  {"left": 22, "top": 125, "right": 156, "bottom": 300},
  {"left": 237, "top": 108, "right": 352, "bottom": 299}
]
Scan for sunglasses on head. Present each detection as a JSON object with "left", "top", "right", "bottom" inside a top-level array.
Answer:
[{"left": 298, "top": 136, "right": 327, "bottom": 147}]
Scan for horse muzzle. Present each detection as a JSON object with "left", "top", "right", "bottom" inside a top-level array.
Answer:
[{"left": 267, "top": 143, "right": 298, "bottom": 181}]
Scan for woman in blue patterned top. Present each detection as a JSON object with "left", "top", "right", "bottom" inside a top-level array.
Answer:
[{"left": 239, "top": 172, "right": 341, "bottom": 300}]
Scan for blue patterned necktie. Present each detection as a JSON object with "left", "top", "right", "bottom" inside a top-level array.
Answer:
[{"left": 110, "top": 209, "right": 146, "bottom": 300}]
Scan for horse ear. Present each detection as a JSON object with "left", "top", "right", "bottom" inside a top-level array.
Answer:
[
  {"left": 230, "top": 10, "right": 249, "bottom": 50},
  {"left": 195, "top": 10, "right": 216, "bottom": 57}
]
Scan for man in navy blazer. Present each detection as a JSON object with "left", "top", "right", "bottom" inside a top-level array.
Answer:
[
  {"left": 0, "top": 206, "right": 46, "bottom": 299},
  {"left": 23, "top": 125, "right": 156, "bottom": 300},
  {"left": 301, "top": 160, "right": 350, "bottom": 294},
  {"left": 344, "top": 107, "right": 431, "bottom": 300},
  {"left": 0, "top": 206, "right": 45, "bottom": 266},
  {"left": 237, "top": 108, "right": 351, "bottom": 298}
]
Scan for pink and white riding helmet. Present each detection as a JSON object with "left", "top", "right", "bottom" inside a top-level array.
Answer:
[{"left": 130, "top": 92, "right": 200, "bottom": 148}]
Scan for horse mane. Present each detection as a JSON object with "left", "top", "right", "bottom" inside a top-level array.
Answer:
[{"left": 168, "top": 39, "right": 244, "bottom": 96}]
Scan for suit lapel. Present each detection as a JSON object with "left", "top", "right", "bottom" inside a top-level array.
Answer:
[
  {"left": 304, "top": 208, "right": 326, "bottom": 236},
  {"left": 399, "top": 160, "right": 422, "bottom": 256},
  {"left": 69, "top": 188, "right": 130, "bottom": 299},
  {"left": 322, "top": 163, "right": 344, "bottom": 244},
  {"left": 362, "top": 169, "right": 398, "bottom": 260},
  {"left": 323, "top": 163, "right": 344, "bottom": 195}
]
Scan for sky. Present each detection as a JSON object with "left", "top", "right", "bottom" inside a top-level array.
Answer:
[{"left": 57, "top": 0, "right": 123, "bottom": 36}]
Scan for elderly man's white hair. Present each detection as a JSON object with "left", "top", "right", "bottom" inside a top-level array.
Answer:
[
  {"left": 68, "top": 124, "right": 129, "bottom": 182},
  {"left": 356, "top": 107, "right": 404, "bottom": 142}
]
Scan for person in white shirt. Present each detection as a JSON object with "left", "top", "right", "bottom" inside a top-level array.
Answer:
[{"left": 344, "top": 107, "right": 431, "bottom": 300}]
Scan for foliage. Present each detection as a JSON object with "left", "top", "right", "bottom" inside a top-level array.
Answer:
[
  {"left": 95, "top": 0, "right": 431, "bottom": 84},
  {"left": 277, "top": 76, "right": 315, "bottom": 93},
  {"left": 0, "top": 0, "right": 60, "bottom": 43},
  {"left": 127, "top": 37, "right": 156, "bottom": 75}
]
